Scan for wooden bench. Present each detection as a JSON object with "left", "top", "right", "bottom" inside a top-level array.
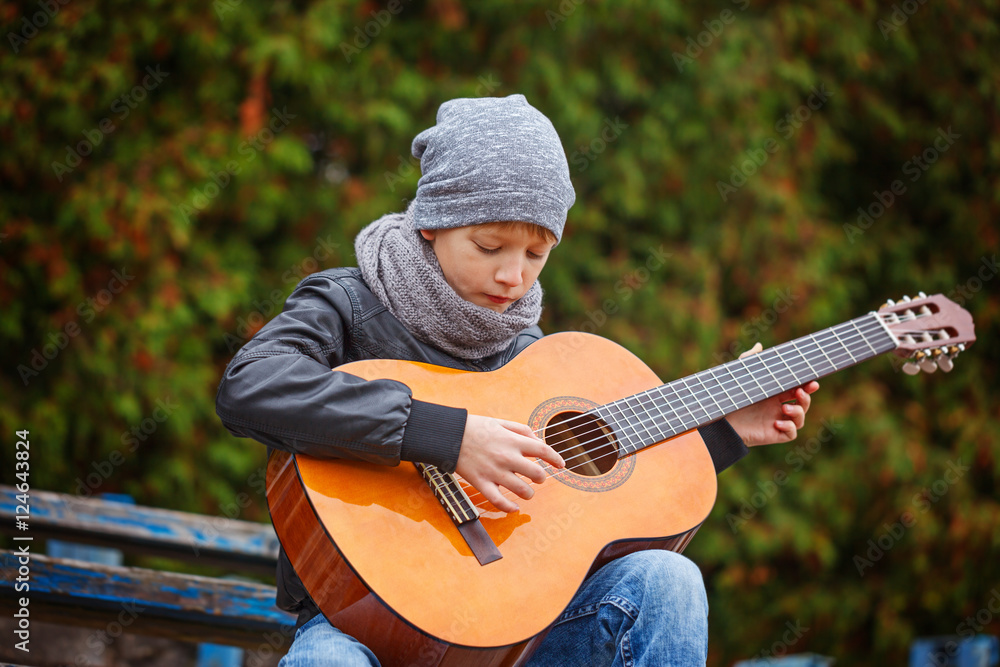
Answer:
[{"left": 0, "top": 485, "right": 295, "bottom": 649}]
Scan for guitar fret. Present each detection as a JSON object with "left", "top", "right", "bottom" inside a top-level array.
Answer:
[
  {"left": 730, "top": 362, "right": 768, "bottom": 403},
  {"left": 654, "top": 384, "right": 695, "bottom": 434},
  {"left": 850, "top": 318, "right": 878, "bottom": 357},
  {"left": 597, "top": 312, "right": 905, "bottom": 454},
  {"left": 770, "top": 347, "right": 801, "bottom": 387},
  {"left": 799, "top": 335, "right": 837, "bottom": 376},
  {"left": 715, "top": 364, "right": 759, "bottom": 409},
  {"left": 679, "top": 375, "right": 713, "bottom": 423},
  {"left": 599, "top": 404, "right": 639, "bottom": 454},
  {"left": 624, "top": 395, "right": 662, "bottom": 446},
  {"left": 832, "top": 325, "right": 858, "bottom": 364},
  {"left": 791, "top": 338, "right": 820, "bottom": 378},
  {"left": 747, "top": 354, "right": 782, "bottom": 395},
  {"left": 691, "top": 372, "right": 731, "bottom": 417},
  {"left": 660, "top": 383, "right": 698, "bottom": 432},
  {"left": 635, "top": 390, "right": 672, "bottom": 442}
]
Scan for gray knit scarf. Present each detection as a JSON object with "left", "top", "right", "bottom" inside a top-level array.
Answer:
[{"left": 354, "top": 206, "right": 543, "bottom": 360}]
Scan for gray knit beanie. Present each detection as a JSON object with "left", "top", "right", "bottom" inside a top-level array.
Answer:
[{"left": 410, "top": 94, "right": 576, "bottom": 243}]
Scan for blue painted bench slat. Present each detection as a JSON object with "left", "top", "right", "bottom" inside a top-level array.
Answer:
[
  {"left": 0, "top": 550, "right": 295, "bottom": 648},
  {"left": 0, "top": 485, "right": 279, "bottom": 575}
]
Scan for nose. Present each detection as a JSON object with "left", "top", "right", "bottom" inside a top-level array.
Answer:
[{"left": 494, "top": 257, "right": 524, "bottom": 287}]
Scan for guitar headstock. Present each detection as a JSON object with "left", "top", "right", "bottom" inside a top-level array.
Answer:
[{"left": 878, "top": 292, "right": 976, "bottom": 375}]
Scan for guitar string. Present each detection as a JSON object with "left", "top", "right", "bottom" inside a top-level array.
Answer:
[
  {"left": 466, "top": 311, "right": 953, "bottom": 510},
  {"left": 458, "top": 316, "right": 889, "bottom": 507},
  {"left": 525, "top": 309, "right": 937, "bottom": 463},
  {"left": 459, "top": 310, "right": 942, "bottom": 510},
  {"left": 536, "top": 316, "right": 889, "bottom": 467},
  {"left": 460, "top": 314, "right": 907, "bottom": 509}
]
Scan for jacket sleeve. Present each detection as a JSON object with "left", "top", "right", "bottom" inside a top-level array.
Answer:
[
  {"left": 698, "top": 419, "right": 748, "bottom": 474},
  {"left": 215, "top": 274, "right": 466, "bottom": 472}
]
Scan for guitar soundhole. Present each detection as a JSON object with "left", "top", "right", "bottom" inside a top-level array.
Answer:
[{"left": 544, "top": 411, "right": 618, "bottom": 477}]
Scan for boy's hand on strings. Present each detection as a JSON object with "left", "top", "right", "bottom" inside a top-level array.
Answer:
[
  {"left": 456, "top": 414, "right": 565, "bottom": 513},
  {"left": 724, "top": 342, "right": 821, "bottom": 447}
]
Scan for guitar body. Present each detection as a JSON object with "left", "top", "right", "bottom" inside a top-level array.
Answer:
[{"left": 267, "top": 332, "right": 718, "bottom": 665}]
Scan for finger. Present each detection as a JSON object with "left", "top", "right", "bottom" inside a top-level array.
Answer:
[
  {"left": 500, "top": 472, "right": 535, "bottom": 501},
  {"left": 795, "top": 387, "right": 812, "bottom": 413},
  {"left": 776, "top": 381, "right": 820, "bottom": 404},
  {"left": 783, "top": 403, "right": 806, "bottom": 429},
  {"left": 521, "top": 438, "right": 565, "bottom": 469},
  {"left": 479, "top": 481, "right": 519, "bottom": 513},
  {"left": 775, "top": 384, "right": 806, "bottom": 402},
  {"left": 498, "top": 418, "right": 541, "bottom": 440},
  {"left": 738, "top": 342, "right": 764, "bottom": 359},
  {"left": 509, "top": 456, "right": 549, "bottom": 485},
  {"left": 775, "top": 420, "right": 797, "bottom": 440}
]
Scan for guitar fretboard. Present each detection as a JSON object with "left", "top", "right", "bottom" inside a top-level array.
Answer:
[{"left": 593, "top": 313, "right": 897, "bottom": 454}]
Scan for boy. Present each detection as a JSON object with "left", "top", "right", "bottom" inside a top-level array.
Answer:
[{"left": 216, "top": 94, "right": 818, "bottom": 666}]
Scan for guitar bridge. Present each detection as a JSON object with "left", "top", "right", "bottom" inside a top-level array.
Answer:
[{"left": 414, "top": 463, "right": 502, "bottom": 566}]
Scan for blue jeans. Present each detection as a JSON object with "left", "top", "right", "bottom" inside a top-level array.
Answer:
[{"left": 278, "top": 550, "right": 708, "bottom": 667}]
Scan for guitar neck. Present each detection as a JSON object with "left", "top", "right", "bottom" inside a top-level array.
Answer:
[{"left": 594, "top": 313, "right": 898, "bottom": 455}]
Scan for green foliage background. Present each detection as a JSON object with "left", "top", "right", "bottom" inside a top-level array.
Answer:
[{"left": 2, "top": 0, "right": 998, "bottom": 663}]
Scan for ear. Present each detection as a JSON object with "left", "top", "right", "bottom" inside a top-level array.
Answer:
[{"left": 418, "top": 229, "right": 435, "bottom": 242}]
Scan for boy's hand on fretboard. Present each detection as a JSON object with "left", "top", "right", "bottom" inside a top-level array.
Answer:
[{"left": 726, "top": 343, "right": 821, "bottom": 447}]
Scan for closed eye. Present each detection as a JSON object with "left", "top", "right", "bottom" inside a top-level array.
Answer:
[{"left": 475, "top": 243, "right": 547, "bottom": 259}]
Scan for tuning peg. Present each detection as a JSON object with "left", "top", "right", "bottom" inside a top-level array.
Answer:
[
  {"left": 902, "top": 361, "right": 921, "bottom": 375},
  {"left": 938, "top": 355, "right": 954, "bottom": 372},
  {"left": 902, "top": 295, "right": 912, "bottom": 302},
  {"left": 918, "top": 291, "right": 927, "bottom": 298},
  {"left": 919, "top": 358, "right": 937, "bottom": 373},
  {"left": 882, "top": 298, "right": 896, "bottom": 309}
]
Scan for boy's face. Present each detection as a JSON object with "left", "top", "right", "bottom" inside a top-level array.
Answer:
[{"left": 420, "top": 224, "right": 556, "bottom": 313}]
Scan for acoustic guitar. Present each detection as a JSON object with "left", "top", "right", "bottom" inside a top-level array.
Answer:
[{"left": 266, "top": 293, "right": 975, "bottom": 666}]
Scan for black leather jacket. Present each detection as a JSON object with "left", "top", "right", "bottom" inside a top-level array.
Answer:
[{"left": 215, "top": 267, "right": 747, "bottom": 627}]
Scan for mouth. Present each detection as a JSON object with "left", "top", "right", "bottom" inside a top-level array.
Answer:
[{"left": 485, "top": 294, "right": 512, "bottom": 304}]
